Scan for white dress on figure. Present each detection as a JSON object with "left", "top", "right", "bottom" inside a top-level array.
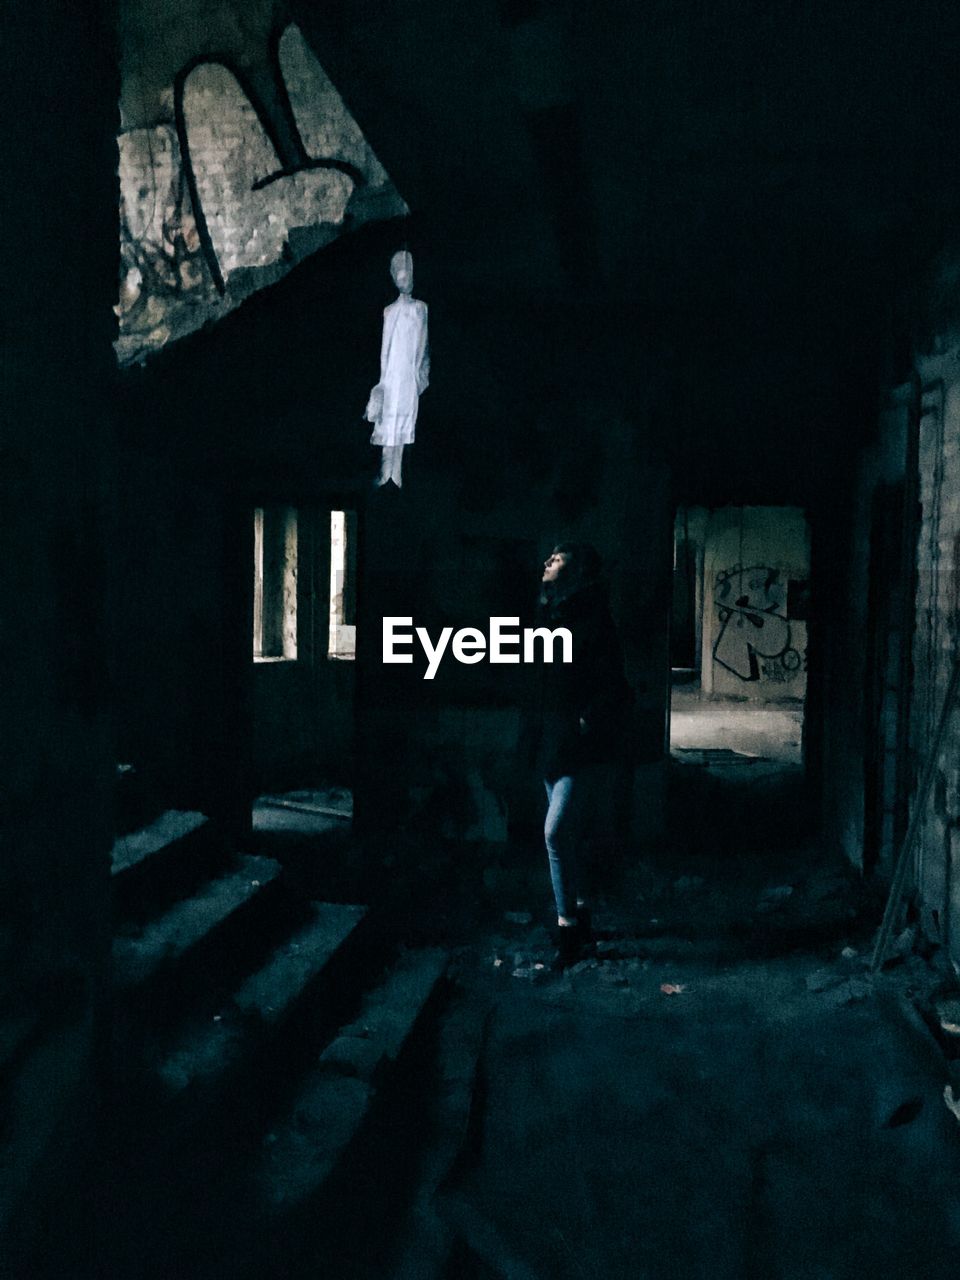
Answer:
[{"left": 365, "top": 251, "right": 429, "bottom": 487}]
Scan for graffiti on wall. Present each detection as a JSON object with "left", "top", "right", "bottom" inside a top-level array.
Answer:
[
  {"left": 712, "top": 565, "right": 804, "bottom": 683},
  {"left": 116, "top": 25, "right": 405, "bottom": 365}
]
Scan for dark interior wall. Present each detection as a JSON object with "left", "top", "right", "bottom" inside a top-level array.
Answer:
[
  {"left": 112, "top": 224, "right": 404, "bottom": 829},
  {"left": 0, "top": 0, "right": 118, "bottom": 1259},
  {"left": 119, "top": 197, "right": 675, "bottom": 839},
  {"left": 817, "top": 446, "right": 882, "bottom": 872},
  {"left": 112, "top": 446, "right": 232, "bottom": 817},
  {"left": 818, "top": 384, "right": 914, "bottom": 876}
]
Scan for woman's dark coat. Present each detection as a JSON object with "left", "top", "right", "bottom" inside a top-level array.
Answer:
[{"left": 531, "top": 580, "right": 632, "bottom": 782}]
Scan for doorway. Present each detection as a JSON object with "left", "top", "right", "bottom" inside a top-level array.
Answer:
[
  {"left": 250, "top": 503, "right": 357, "bottom": 837},
  {"left": 669, "top": 505, "right": 808, "bottom": 770}
]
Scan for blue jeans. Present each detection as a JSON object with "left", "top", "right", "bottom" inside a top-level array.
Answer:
[{"left": 544, "top": 768, "right": 603, "bottom": 919}]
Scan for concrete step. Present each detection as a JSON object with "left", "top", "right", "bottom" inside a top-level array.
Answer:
[
  {"left": 255, "top": 946, "right": 449, "bottom": 1216},
  {"left": 389, "top": 995, "right": 493, "bottom": 1280},
  {"left": 152, "top": 901, "right": 368, "bottom": 1103},
  {"left": 111, "top": 810, "right": 229, "bottom": 924},
  {"left": 113, "top": 854, "right": 282, "bottom": 995},
  {"left": 30, "top": 934, "right": 449, "bottom": 1280}
]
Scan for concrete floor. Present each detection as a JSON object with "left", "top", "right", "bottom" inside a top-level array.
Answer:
[
  {"left": 360, "top": 753, "right": 959, "bottom": 1278},
  {"left": 670, "top": 684, "right": 804, "bottom": 766},
  {"left": 36, "top": 771, "right": 960, "bottom": 1279},
  {"left": 387, "top": 849, "right": 960, "bottom": 1280}
]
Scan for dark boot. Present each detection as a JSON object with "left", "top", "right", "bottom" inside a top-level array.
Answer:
[{"left": 551, "top": 924, "right": 583, "bottom": 971}]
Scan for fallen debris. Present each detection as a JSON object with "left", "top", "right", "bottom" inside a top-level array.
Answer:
[
  {"left": 757, "top": 885, "right": 794, "bottom": 913},
  {"left": 824, "top": 977, "right": 872, "bottom": 1007},
  {"left": 511, "top": 964, "right": 550, "bottom": 984},
  {"left": 806, "top": 968, "right": 845, "bottom": 994},
  {"left": 503, "top": 911, "right": 532, "bottom": 926},
  {"left": 933, "top": 994, "right": 960, "bottom": 1037},
  {"left": 806, "top": 947, "right": 869, "bottom": 994},
  {"left": 878, "top": 926, "right": 918, "bottom": 967}
]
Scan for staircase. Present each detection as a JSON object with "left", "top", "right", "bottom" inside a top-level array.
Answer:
[{"left": 32, "top": 810, "right": 453, "bottom": 1279}]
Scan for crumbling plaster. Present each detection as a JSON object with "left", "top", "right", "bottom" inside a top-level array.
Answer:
[{"left": 116, "top": 2, "right": 405, "bottom": 364}]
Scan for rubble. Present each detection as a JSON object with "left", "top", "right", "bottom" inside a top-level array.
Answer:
[
  {"left": 824, "top": 977, "right": 872, "bottom": 1007},
  {"left": 933, "top": 994, "right": 960, "bottom": 1037},
  {"left": 757, "top": 884, "right": 794, "bottom": 913},
  {"left": 511, "top": 964, "right": 551, "bottom": 984},
  {"left": 806, "top": 968, "right": 845, "bottom": 994}
]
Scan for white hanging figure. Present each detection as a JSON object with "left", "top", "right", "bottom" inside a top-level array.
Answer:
[{"left": 365, "top": 250, "right": 429, "bottom": 488}]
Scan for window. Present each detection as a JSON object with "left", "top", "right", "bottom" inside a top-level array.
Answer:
[
  {"left": 253, "top": 505, "right": 298, "bottom": 661},
  {"left": 328, "top": 510, "right": 357, "bottom": 659}
]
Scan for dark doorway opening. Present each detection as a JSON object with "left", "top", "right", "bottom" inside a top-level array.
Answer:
[
  {"left": 251, "top": 503, "right": 357, "bottom": 840},
  {"left": 668, "top": 505, "right": 808, "bottom": 771}
]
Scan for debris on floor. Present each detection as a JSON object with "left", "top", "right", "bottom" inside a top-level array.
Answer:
[
  {"left": 933, "top": 994, "right": 960, "bottom": 1037},
  {"left": 825, "top": 977, "right": 872, "bottom": 1007},
  {"left": 757, "top": 884, "right": 795, "bottom": 912},
  {"left": 511, "top": 963, "right": 550, "bottom": 983},
  {"left": 503, "top": 911, "right": 533, "bottom": 925},
  {"left": 806, "top": 968, "right": 843, "bottom": 993}
]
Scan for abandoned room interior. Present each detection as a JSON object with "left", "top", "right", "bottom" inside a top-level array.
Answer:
[{"left": 11, "top": 1, "right": 960, "bottom": 1276}]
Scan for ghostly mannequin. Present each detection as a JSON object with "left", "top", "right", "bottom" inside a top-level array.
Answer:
[{"left": 364, "top": 250, "right": 430, "bottom": 488}]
